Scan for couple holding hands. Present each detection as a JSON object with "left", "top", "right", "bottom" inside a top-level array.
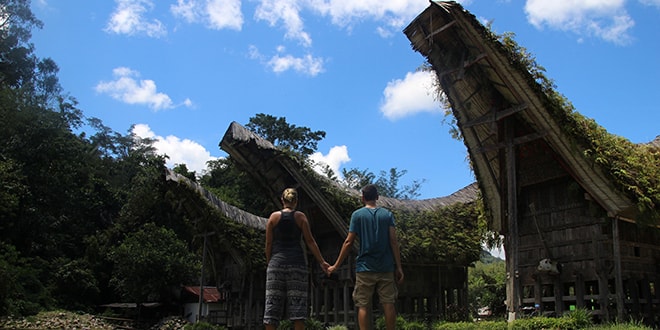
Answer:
[{"left": 264, "top": 185, "right": 404, "bottom": 330}]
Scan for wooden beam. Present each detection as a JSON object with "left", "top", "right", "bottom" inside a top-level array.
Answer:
[
  {"left": 463, "top": 103, "right": 527, "bottom": 128},
  {"left": 437, "top": 52, "right": 488, "bottom": 79},
  {"left": 425, "top": 20, "right": 456, "bottom": 40},
  {"left": 475, "top": 131, "right": 546, "bottom": 154}
]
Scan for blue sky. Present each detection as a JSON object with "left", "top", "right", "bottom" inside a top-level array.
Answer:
[{"left": 30, "top": 0, "right": 660, "bottom": 201}]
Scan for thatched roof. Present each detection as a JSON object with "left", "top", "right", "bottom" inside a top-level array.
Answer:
[
  {"left": 220, "top": 121, "right": 479, "bottom": 236},
  {"left": 163, "top": 122, "right": 481, "bottom": 266},
  {"left": 165, "top": 169, "right": 267, "bottom": 230},
  {"left": 403, "top": 1, "right": 660, "bottom": 230},
  {"left": 163, "top": 120, "right": 479, "bottom": 260}
]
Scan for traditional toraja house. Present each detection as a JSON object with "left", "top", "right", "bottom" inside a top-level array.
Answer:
[
  {"left": 404, "top": 0, "right": 660, "bottom": 325},
  {"left": 165, "top": 121, "right": 482, "bottom": 328},
  {"left": 220, "top": 121, "right": 481, "bottom": 325},
  {"left": 165, "top": 170, "right": 267, "bottom": 327}
]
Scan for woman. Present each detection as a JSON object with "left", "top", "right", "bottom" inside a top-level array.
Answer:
[{"left": 263, "top": 188, "right": 329, "bottom": 330}]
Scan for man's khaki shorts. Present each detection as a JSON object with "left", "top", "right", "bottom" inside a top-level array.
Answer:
[{"left": 352, "top": 272, "right": 398, "bottom": 307}]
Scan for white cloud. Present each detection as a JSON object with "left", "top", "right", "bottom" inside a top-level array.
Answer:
[
  {"left": 639, "top": 0, "right": 660, "bottom": 7},
  {"left": 171, "top": 0, "right": 243, "bottom": 30},
  {"left": 524, "top": 0, "right": 634, "bottom": 44},
  {"left": 308, "top": 0, "right": 427, "bottom": 28},
  {"left": 251, "top": 0, "right": 453, "bottom": 47},
  {"left": 309, "top": 145, "right": 351, "bottom": 177},
  {"left": 132, "top": 124, "right": 218, "bottom": 174},
  {"left": 380, "top": 70, "right": 442, "bottom": 120},
  {"left": 95, "top": 67, "right": 192, "bottom": 111},
  {"left": 268, "top": 53, "right": 325, "bottom": 76},
  {"left": 256, "top": 0, "right": 312, "bottom": 46},
  {"left": 249, "top": 45, "right": 325, "bottom": 76},
  {"left": 105, "top": 0, "right": 166, "bottom": 37}
]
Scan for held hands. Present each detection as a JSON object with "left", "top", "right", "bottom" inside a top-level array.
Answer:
[
  {"left": 320, "top": 261, "right": 331, "bottom": 276},
  {"left": 320, "top": 261, "right": 339, "bottom": 277}
]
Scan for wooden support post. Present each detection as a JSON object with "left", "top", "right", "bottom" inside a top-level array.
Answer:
[
  {"left": 641, "top": 278, "right": 654, "bottom": 322},
  {"left": 343, "top": 281, "right": 350, "bottom": 325},
  {"left": 576, "top": 274, "right": 585, "bottom": 309},
  {"left": 323, "top": 285, "right": 329, "bottom": 324},
  {"left": 612, "top": 217, "right": 625, "bottom": 320},
  {"left": 333, "top": 285, "right": 340, "bottom": 323},
  {"left": 597, "top": 272, "right": 610, "bottom": 322},
  {"left": 628, "top": 279, "right": 641, "bottom": 316},
  {"left": 554, "top": 276, "right": 563, "bottom": 316},
  {"left": 504, "top": 118, "right": 521, "bottom": 321},
  {"left": 534, "top": 277, "right": 542, "bottom": 313}
]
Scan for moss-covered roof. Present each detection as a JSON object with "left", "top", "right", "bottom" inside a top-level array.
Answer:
[{"left": 404, "top": 1, "right": 660, "bottom": 229}]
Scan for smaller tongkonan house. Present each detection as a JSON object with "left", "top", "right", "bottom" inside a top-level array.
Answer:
[{"left": 166, "top": 121, "right": 483, "bottom": 328}]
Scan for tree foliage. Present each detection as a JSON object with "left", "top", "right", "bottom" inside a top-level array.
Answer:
[
  {"left": 397, "top": 202, "right": 484, "bottom": 265},
  {"left": 109, "top": 223, "right": 199, "bottom": 303},
  {"left": 341, "top": 167, "right": 424, "bottom": 199},
  {"left": 0, "top": 0, "right": 210, "bottom": 315},
  {"left": 246, "top": 113, "right": 326, "bottom": 156},
  {"left": 468, "top": 258, "right": 506, "bottom": 317}
]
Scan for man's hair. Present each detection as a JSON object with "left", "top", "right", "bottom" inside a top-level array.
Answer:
[{"left": 361, "top": 184, "right": 379, "bottom": 201}]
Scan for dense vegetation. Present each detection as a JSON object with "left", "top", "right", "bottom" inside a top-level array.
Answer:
[{"left": 0, "top": 0, "right": 494, "bottom": 321}]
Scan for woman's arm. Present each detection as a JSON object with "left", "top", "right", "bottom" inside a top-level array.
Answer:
[
  {"left": 296, "top": 212, "right": 329, "bottom": 272},
  {"left": 264, "top": 212, "right": 278, "bottom": 265}
]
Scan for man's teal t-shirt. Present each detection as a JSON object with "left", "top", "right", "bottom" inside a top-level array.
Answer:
[{"left": 349, "top": 206, "right": 395, "bottom": 273}]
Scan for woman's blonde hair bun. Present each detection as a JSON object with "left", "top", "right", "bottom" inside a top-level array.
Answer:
[{"left": 282, "top": 188, "right": 298, "bottom": 204}]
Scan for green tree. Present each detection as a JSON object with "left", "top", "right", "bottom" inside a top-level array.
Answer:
[
  {"left": 468, "top": 259, "right": 506, "bottom": 317},
  {"left": 397, "top": 202, "right": 483, "bottom": 265},
  {"left": 0, "top": 242, "right": 51, "bottom": 316},
  {"left": 245, "top": 113, "right": 326, "bottom": 156},
  {"left": 341, "top": 167, "right": 424, "bottom": 199},
  {"left": 109, "top": 223, "right": 199, "bottom": 303},
  {"left": 200, "top": 157, "right": 270, "bottom": 215},
  {"left": 173, "top": 163, "right": 197, "bottom": 182},
  {"left": 341, "top": 167, "right": 376, "bottom": 191}
]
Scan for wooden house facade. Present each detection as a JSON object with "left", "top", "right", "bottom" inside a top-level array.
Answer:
[{"left": 404, "top": 1, "right": 660, "bottom": 325}]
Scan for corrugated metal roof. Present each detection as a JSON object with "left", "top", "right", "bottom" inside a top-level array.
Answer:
[{"left": 183, "top": 286, "right": 224, "bottom": 303}]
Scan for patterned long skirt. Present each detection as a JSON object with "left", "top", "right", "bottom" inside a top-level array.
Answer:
[{"left": 263, "top": 263, "right": 308, "bottom": 326}]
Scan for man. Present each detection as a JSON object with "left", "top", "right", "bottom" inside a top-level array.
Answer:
[{"left": 328, "top": 184, "right": 404, "bottom": 330}]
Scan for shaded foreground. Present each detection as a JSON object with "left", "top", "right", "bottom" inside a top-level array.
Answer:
[
  {"left": 1, "top": 310, "right": 656, "bottom": 330},
  {"left": 0, "top": 310, "right": 189, "bottom": 330}
]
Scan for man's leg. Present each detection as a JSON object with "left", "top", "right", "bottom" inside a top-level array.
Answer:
[
  {"left": 382, "top": 303, "right": 396, "bottom": 330},
  {"left": 357, "top": 306, "right": 370, "bottom": 330}
]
